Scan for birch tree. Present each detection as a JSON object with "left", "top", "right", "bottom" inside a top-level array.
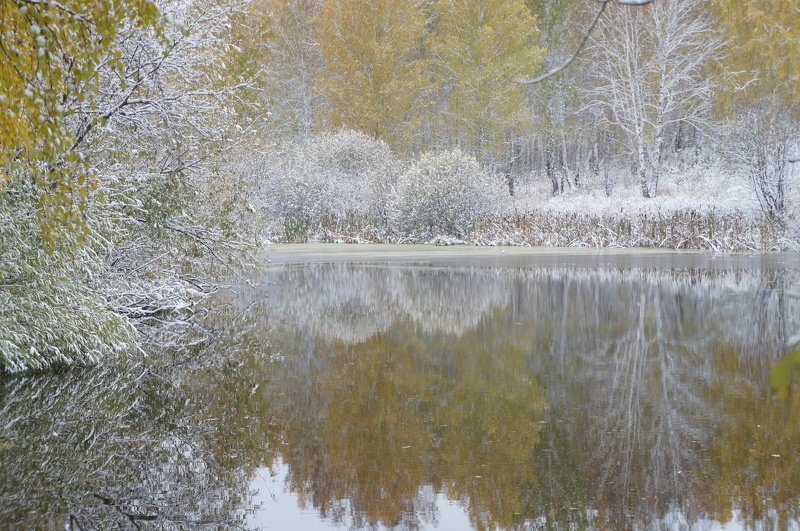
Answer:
[
  {"left": 589, "top": 0, "right": 720, "bottom": 198},
  {"left": 81, "top": 0, "right": 264, "bottom": 353},
  {"left": 526, "top": 0, "right": 599, "bottom": 194}
]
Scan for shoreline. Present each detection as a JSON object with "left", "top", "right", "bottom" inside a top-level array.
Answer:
[
  {"left": 261, "top": 243, "right": 800, "bottom": 271},
  {"left": 264, "top": 208, "right": 799, "bottom": 253}
]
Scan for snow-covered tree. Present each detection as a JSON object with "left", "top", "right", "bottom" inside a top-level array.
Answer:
[
  {"left": 238, "top": 0, "right": 322, "bottom": 139},
  {"left": 1, "top": 0, "right": 264, "bottom": 372},
  {"left": 0, "top": 0, "right": 161, "bottom": 237},
  {"left": 588, "top": 0, "right": 720, "bottom": 198},
  {"left": 711, "top": 0, "right": 800, "bottom": 219},
  {"left": 725, "top": 109, "right": 795, "bottom": 218}
]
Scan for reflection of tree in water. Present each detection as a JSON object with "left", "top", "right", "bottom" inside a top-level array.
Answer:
[
  {"left": 513, "top": 268, "right": 800, "bottom": 529},
  {"left": 698, "top": 348, "right": 800, "bottom": 530},
  {"left": 388, "top": 267, "right": 509, "bottom": 337},
  {"left": 258, "top": 264, "right": 512, "bottom": 343},
  {"left": 0, "top": 365, "right": 253, "bottom": 529},
  {"left": 4, "top": 264, "right": 800, "bottom": 530},
  {"left": 0, "top": 301, "right": 279, "bottom": 530},
  {"left": 255, "top": 265, "right": 398, "bottom": 344},
  {"left": 272, "top": 328, "right": 438, "bottom": 529},
  {"left": 256, "top": 264, "right": 800, "bottom": 529},
  {"left": 696, "top": 270, "right": 800, "bottom": 530},
  {"left": 267, "top": 319, "right": 548, "bottom": 530},
  {"left": 576, "top": 276, "right": 715, "bottom": 528}
]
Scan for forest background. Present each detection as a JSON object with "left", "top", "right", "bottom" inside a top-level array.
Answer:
[{"left": 0, "top": 0, "right": 798, "bottom": 371}]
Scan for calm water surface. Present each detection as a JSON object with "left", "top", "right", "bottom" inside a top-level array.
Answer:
[{"left": 2, "top": 246, "right": 800, "bottom": 530}]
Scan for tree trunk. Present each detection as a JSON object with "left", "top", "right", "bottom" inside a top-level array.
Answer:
[
  {"left": 559, "top": 131, "right": 570, "bottom": 193},
  {"left": 637, "top": 140, "right": 651, "bottom": 198},
  {"left": 546, "top": 134, "right": 559, "bottom": 195}
]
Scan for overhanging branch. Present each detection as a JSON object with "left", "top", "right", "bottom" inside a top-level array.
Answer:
[{"left": 515, "top": 0, "right": 657, "bottom": 85}]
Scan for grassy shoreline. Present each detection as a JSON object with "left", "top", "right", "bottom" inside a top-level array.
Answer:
[{"left": 266, "top": 209, "right": 798, "bottom": 252}]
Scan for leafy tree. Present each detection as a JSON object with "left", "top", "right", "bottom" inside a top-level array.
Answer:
[
  {"left": 315, "top": 0, "right": 427, "bottom": 150},
  {"left": 1, "top": 0, "right": 264, "bottom": 372},
  {"left": 711, "top": 0, "right": 799, "bottom": 217},
  {"left": 428, "top": 0, "right": 544, "bottom": 165},
  {"left": 233, "top": 0, "right": 322, "bottom": 139},
  {"left": 0, "top": 0, "right": 162, "bottom": 237},
  {"left": 710, "top": 0, "right": 800, "bottom": 118}
]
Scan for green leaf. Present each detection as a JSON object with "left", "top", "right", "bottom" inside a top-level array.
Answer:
[{"left": 770, "top": 350, "right": 800, "bottom": 401}]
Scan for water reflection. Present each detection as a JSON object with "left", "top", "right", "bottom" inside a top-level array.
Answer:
[
  {"left": 0, "top": 365, "right": 253, "bottom": 529},
  {"left": 2, "top": 261, "right": 800, "bottom": 530},
  {"left": 255, "top": 265, "right": 510, "bottom": 341},
  {"left": 268, "top": 321, "right": 547, "bottom": 529}
]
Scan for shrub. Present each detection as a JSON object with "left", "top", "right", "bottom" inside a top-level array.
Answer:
[
  {"left": 262, "top": 130, "right": 399, "bottom": 226},
  {"left": 0, "top": 160, "right": 264, "bottom": 373},
  {"left": 390, "top": 150, "right": 507, "bottom": 240}
]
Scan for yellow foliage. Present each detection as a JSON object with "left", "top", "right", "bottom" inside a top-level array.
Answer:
[
  {"left": 429, "top": 0, "right": 545, "bottom": 161},
  {"left": 700, "top": 354, "right": 800, "bottom": 528},
  {"left": 271, "top": 320, "right": 548, "bottom": 528},
  {"left": 0, "top": 0, "right": 161, "bottom": 237},
  {"left": 710, "top": 0, "right": 800, "bottom": 116},
  {"left": 316, "top": 0, "right": 427, "bottom": 151}
]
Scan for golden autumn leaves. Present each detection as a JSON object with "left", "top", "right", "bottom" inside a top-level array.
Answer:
[
  {"left": 710, "top": 0, "right": 800, "bottom": 118},
  {"left": 0, "top": 0, "right": 162, "bottom": 240},
  {"left": 260, "top": 0, "right": 545, "bottom": 157}
]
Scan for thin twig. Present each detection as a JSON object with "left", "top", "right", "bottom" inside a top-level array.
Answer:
[
  {"left": 515, "top": 1, "right": 610, "bottom": 85},
  {"left": 515, "top": 0, "right": 656, "bottom": 85}
]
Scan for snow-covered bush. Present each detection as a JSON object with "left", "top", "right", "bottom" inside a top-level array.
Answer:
[
  {"left": 262, "top": 130, "right": 399, "bottom": 228},
  {"left": 390, "top": 150, "right": 507, "bottom": 240}
]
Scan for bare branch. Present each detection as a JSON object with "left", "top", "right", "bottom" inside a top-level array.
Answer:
[
  {"left": 515, "top": 0, "right": 657, "bottom": 85},
  {"left": 515, "top": 1, "right": 609, "bottom": 85}
]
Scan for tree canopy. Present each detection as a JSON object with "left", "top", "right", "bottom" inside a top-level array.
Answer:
[{"left": 316, "top": 0, "right": 427, "bottom": 150}]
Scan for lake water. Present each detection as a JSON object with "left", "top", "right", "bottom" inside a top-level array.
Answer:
[{"left": 2, "top": 245, "right": 800, "bottom": 530}]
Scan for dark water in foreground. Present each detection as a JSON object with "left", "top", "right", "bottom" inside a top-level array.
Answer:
[{"left": 2, "top": 247, "right": 800, "bottom": 530}]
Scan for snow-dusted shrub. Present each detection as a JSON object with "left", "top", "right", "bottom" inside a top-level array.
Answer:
[
  {"left": 263, "top": 130, "right": 399, "bottom": 227},
  {"left": 0, "top": 160, "right": 263, "bottom": 373},
  {"left": 390, "top": 150, "right": 507, "bottom": 240}
]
